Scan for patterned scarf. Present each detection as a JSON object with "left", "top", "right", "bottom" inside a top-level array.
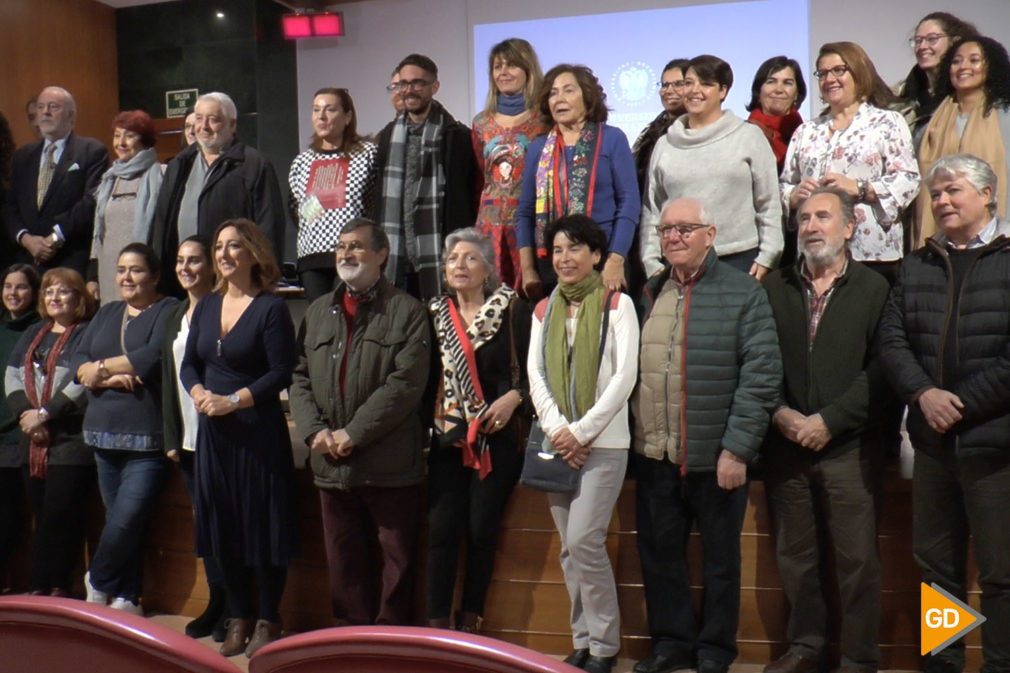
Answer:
[
  {"left": 916, "top": 96, "right": 1008, "bottom": 245},
  {"left": 379, "top": 100, "right": 452, "bottom": 299},
  {"left": 430, "top": 285, "right": 515, "bottom": 478},
  {"left": 533, "top": 122, "right": 603, "bottom": 256},
  {"left": 543, "top": 272, "right": 604, "bottom": 421},
  {"left": 23, "top": 322, "right": 77, "bottom": 479}
]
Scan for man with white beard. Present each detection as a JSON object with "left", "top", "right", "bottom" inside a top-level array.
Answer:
[
  {"left": 289, "top": 217, "right": 431, "bottom": 626},
  {"left": 760, "top": 187, "right": 891, "bottom": 673}
]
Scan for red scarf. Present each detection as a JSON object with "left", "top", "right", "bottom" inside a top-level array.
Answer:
[
  {"left": 23, "top": 322, "right": 77, "bottom": 479},
  {"left": 747, "top": 108, "right": 803, "bottom": 171}
]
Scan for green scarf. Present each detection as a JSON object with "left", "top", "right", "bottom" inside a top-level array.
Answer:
[{"left": 544, "top": 272, "right": 604, "bottom": 422}]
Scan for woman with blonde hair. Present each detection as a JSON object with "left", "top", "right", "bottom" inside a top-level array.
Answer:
[
  {"left": 472, "top": 38, "right": 547, "bottom": 290},
  {"left": 180, "top": 218, "right": 296, "bottom": 658}
]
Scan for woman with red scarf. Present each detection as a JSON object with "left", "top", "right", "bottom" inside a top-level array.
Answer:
[
  {"left": 516, "top": 64, "right": 640, "bottom": 300},
  {"left": 5, "top": 268, "right": 96, "bottom": 596},
  {"left": 746, "top": 56, "right": 807, "bottom": 173},
  {"left": 746, "top": 56, "right": 806, "bottom": 266}
]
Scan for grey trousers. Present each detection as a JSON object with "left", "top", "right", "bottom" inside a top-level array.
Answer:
[{"left": 548, "top": 448, "right": 628, "bottom": 657}]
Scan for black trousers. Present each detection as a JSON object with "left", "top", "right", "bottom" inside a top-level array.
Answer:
[
  {"left": 425, "top": 437, "right": 522, "bottom": 620},
  {"left": 26, "top": 464, "right": 95, "bottom": 593},
  {"left": 634, "top": 454, "right": 748, "bottom": 666},
  {"left": 0, "top": 465, "right": 26, "bottom": 582}
]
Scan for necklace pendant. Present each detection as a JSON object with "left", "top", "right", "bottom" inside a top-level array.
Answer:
[{"left": 216, "top": 338, "right": 222, "bottom": 357}]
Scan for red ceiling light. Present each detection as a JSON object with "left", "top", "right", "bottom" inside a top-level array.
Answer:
[{"left": 282, "top": 12, "right": 343, "bottom": 39}]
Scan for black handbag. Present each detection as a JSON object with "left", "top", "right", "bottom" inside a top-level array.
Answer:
[{"left": 519, "top": 290, "right": 615, "bottom": 494}]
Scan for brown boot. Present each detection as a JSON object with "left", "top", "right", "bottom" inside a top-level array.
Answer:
[
  {"left": 245, "top": 619, "right": 282, "bottom": 657},
  {"left": 219, "top": 618, "right": 254, "bottom": 657}
]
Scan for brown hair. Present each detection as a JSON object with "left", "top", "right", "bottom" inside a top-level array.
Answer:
[
  {"left": 537, "top": 64, "right": 609, "bottom": 124},
  {"left": 112, "top": 110, "right": 156, "bottom": 148},
  {"left": 212, "top": 218, "right": 280, "bottom": 293},
  {"left": 38, "top": 267, "right": 96, "bottom": 322},
  {"left": 817, "top": 42, "right": 897, "bottom": 109},
  {"left": 482, "top": 38, "right": 543, "bottom": 115},
  {"left": 309, "top": 88, "right": 362, "bottom": 154}
]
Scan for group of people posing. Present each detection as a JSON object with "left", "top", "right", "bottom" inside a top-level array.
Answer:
[{"left": 0, "top": 9, "right": 1008, "bottom": 673}]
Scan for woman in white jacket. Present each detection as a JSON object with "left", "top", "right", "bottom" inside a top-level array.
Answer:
[{"left": 527, "top": 214, "right": 639, "bottom": 673}]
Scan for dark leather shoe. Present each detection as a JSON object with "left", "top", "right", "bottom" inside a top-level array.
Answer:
[
  {"left": 764, "top": 653, "right": 819, "bottom": 673},
  {"left": 584, "top": 655, "right": 617, "bottom": 673},
  {"left": 245, "top": 619, "right": 282, "bottom": 657},
  {"left": 185, "top": 585, "right": 226, "bottom": 639},
  {"left": 563, "top": 648, "right": 590, "bottom": 668},
  {"left": 219, "top": 617, "right": 254, "bottom": 657},
  {"left": 634, "top": 652, "right": 693, "bottom": 673},
  {"left": 698, "top": 660, "right": 730, "bottom": 673}
]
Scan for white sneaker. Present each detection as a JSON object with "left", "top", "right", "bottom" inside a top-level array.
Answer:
[
  {"left": 109, "top": 596, "right": 144, "bottom": 616},
  {"left": 84, "top": 571, "right": 108, "bottom": 605}
]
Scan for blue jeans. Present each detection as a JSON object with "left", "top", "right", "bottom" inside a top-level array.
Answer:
[{"left": 90, "top": 449, "right": 168, "bottom": 601}]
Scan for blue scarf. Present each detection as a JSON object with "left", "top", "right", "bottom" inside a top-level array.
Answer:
[{"left": 496, "top": 92, "right": 526, "bottom": 116}]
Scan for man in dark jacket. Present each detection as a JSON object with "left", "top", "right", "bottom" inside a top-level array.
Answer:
[
  {"left": 149, "top": 91, "right": 284, "bottom": 296},
  {"left": 5, "top": 86, "right": 108, "bottom": 275},
  {"left": 878, "top": 154, "right": 1010, "bottom": 673},
  {"left": 762, "top": 188, "right": 890, "bottom": 673},
  {"left": 632, "top": 197, "right": 781, "bottom": 673},
  {"left": 373, "top": 53, "right": 477, "bottom": 301},
  {"left": 289, "top": 217, "right": 430, "bottom": 626}
]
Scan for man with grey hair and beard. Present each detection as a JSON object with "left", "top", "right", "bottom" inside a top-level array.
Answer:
[
  {"left": 151, "top": 91, "right": 284, "bottom": 295},
  {"left": 761, "top": 186, "right": 890, "bottom": 673},
  {"left": 289, "top": 218, "right": 430, "bottom": 627}
]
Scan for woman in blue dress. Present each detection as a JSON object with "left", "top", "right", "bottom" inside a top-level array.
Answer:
[{"left": 180, "top": 218, "right": 296, "bottom": 658}]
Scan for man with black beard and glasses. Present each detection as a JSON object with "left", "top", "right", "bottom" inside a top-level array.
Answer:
[
  {"left": 373, "top": 53, "right": 477, "bottom": 301},
  {"left": 761, "top": 186, "right": 890, "bottom": 673},
  {"left": 289, "top": 217, "right": 431, "bottom": 626}
]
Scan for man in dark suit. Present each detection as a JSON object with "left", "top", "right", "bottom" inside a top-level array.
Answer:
[{"left": 5, "top": 86, "right": 108, "bottom": 275}]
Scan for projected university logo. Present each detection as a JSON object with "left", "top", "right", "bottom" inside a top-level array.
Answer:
[
  {"left": 921, "top": 582, "right": 985, "bottom": 656},
  {"left": 611, "top": 61, "right": 656, "bottom": 107}
]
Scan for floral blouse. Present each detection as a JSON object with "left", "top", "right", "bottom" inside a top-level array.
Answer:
[{"left": 780, "top": 102, "right": 920, "bottom": 262}]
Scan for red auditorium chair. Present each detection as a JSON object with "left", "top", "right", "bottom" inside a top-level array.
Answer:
[
  {"left": 248, "top": 625, "right": 579, "bottom": 673},
  {"left": 0, "top": 595, "right": 241, "bottom": 673}
]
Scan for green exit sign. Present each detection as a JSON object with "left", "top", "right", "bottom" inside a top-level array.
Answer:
[{"left": 165, "top": 89, "right": 199, "bottom": 118}]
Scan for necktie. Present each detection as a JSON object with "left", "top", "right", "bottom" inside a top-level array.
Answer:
[{"left": 37, "top": 143, "right": 57, "bottom": 209}]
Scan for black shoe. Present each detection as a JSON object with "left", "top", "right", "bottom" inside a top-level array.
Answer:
[
  {"left": 924, "top": 656, "right": 963, "bottom": 673},
  {"left": 634, "top": 652, "right": 693, "bottom": 673},
  {"left": 698, "top": 660, "right": 730, "bottom": 673},
  {"left": 563, "top": 648, "right": 590, "bottom": 668},
  {"left": 584, "top": 655, "right": 616, "bottom": 673},
  {"left": 185, "top": 585, "right": 226, "bottom": 639}
]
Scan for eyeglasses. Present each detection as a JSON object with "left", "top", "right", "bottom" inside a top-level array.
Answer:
[
  {"left": 43, "top": 286, "right": 75, "bottom": 299},
  {"left": 909, "top": 33, "right": 947, "bottom": 48},
  {"left": 656, "top": 223, "right": 709, "bottom": 239},
  {"left": 814, "top": 65, "right": 850, "bottom": 80},
  {"left": 657, "top": 80, "right": 688, "bottom": 91},
  {"left": 394, "top": 79, "right": 433, "bottom": 92},
  {"left": 36, "top": 103, "right": 63, "bottom": 113},
  {"left": 385, "top": 83, "right": 399, "bottom": 92},
  {"left": 335, "top": 241, "right": 368, "bottom": 254}
]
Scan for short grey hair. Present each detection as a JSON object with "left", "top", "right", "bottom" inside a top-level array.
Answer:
[
  {"left": 661, "top": 197, "right": 715, "bottom": 226},
  {"left": 926, "top": 153, "right": 999, "bottom": 215},
  {"left": 800, "top": 186, "right": 857, "bottom": 227},
  {"left": 443, "top": 227, "right": 500, "bottom": 290},
  {"left": 40, "top": 86, "right": 76, "bottom": 116},
  {"left": 197, "top": 92, "right": 238, "bottom": 121}
]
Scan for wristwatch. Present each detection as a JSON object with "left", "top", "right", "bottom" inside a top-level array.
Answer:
[
  {"left": 228, "top": 392, "right": 240, "bottom": 408},
  {"left": 97, "top": 359, "right": 110, "bottom": 379},
  {"left": 857, "top": 179, "right": 869, "bottom": 202}
]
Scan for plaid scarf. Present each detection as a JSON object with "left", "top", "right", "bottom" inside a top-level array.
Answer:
[
  {"left": 379, "top": 101, "right": 453, "bottom": 299},
  {"left": 23, "top": 322, "right": 77, "bottom": 479},
  {"left": 533, "top": 122, "right": 603, "bottom": 255}
]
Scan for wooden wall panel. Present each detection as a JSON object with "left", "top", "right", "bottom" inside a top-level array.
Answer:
[{"left": 0, "top": 0, "right": 118, "bottom": 148}]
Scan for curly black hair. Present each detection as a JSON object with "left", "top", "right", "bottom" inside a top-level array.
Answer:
[
  {"left": 935, "top": 35, "right": 1010, "bottom": 113},
  {"left": 0, "top": 112, "right": 14, "bottom": 192}
]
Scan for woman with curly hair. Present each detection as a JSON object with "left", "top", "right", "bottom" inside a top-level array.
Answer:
[
  {"left": 898, "top": 12, "right": 978, "bottom": 145},
  {"left": 916, "top": 35, "right": 1010, "bottom": 244},
  {"left": 516, "top": 64, "right": 640, "bottom": 299}
]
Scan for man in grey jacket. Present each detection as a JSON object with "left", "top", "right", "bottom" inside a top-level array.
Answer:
[
  {"left": 632, "top": 197, "right": 781, "bottom": 673},
  {"left": 289, "top": 217, "right": 431, "bottom": 626}
]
